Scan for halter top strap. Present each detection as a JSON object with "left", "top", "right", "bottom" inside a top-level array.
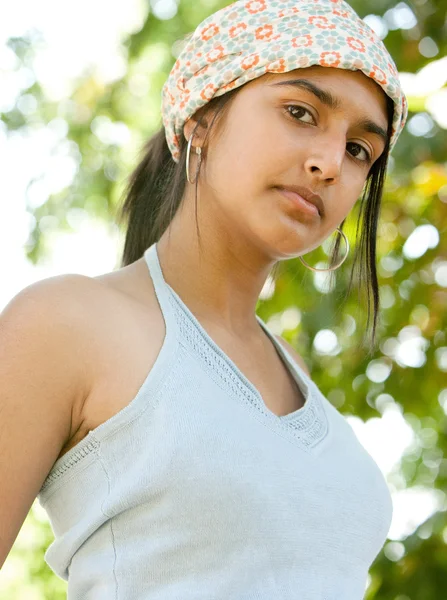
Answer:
[{"left": 143, "top": 242, "right": 179, "bottom": 344}]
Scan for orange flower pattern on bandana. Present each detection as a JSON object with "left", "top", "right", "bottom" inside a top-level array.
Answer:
[{"left": 162, "top": 0, "right": 407, "bottom": 162}]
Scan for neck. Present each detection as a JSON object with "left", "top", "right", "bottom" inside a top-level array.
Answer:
[{"left": 156, "top": 200, "right": 276, "bottom": 335}]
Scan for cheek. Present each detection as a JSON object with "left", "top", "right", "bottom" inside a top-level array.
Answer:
[
  {"left": 207, "top": 114, "right": 276, "bottom": 194},
  {"left": 335, "top": 172, "right": 368, "bottom": 216}
]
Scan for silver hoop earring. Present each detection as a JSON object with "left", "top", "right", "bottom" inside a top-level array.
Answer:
[
  {"left": 299, "top": 228, "right": 349, "bottom": 272},
  {"left": 186, "top": 133, "right": 202, "bottom": 184}
]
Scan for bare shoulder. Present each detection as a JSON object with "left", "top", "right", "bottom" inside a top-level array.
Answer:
[
  {"left": 2, "top": 272, "right": 112, "bottom": 395},
  {"left": 0, "top": 273, "right": 107, "bottom": 566},
  {"left": 3, "top": 273, "right": 102, "bottom": 329},
  {"left": 5, "top": 273, "right": 110, "bottom": 336},
  {"left": 273, "top": 334, "right": 311, "bottom": 378}
]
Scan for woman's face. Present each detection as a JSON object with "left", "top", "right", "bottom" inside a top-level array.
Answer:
[{"left": 185, "top": 65, "right": 389, "bottom": 259}]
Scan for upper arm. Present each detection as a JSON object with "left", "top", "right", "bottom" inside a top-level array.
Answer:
[
  {"left": 274, "top": 334, "right": 311, "bottom": 378},
  {"left": 0, "top": 276, "right": 94, "bottom": 568}
]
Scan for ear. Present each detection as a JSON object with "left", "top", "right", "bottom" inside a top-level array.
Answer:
[{"left": 182, "top": 108, "right": 212, "bottom": 148}]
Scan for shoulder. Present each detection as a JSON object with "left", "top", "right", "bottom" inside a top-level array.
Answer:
[
  {"left": 0, "top": 273, "right": 121, "bottom": 556},
  {"left": 5, "top": 273, "right": 108, "bottom": 325},
  {"left": 2, "top": 270, "right": 128, "bottom": 412},
  {"left": 2, "top": 273, "right": 109, "bottom": 379},
  {"left": 273, "top": 334, "right": 311, "bottom": 378},
  {"left": 3, "top": 273, "right": 101, "bottom": 320}
]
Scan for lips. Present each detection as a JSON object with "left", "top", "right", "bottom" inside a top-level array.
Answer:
[{"left": 276, "top": 185, "right": 324, "bottom": 217}]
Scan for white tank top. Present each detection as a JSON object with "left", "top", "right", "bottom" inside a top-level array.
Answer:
[{"left": 37, "top": 241, "right": 393, "bottom": 600}]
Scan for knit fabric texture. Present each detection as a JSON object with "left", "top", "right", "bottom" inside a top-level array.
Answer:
[{"left": 37, "top": 242, "right": 394, "bottom": 600}]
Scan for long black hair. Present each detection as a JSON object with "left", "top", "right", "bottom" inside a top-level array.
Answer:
[{"left": 116, "top": 82, "right": 394, "bottom": 353}]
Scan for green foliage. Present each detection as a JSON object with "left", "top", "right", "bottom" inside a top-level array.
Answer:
[
  {"left": 0, "top": 503, "right": 67, "bottom": 599},
  {"left": 1, "top": 1, "right": 446, "bottom": 598}
]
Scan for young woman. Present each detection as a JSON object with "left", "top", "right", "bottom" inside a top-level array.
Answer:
[{"left": 1, "top": 0, "right": 407, "bottom": 598}]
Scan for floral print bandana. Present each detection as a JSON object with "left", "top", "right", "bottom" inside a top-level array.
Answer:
[{"left": 162, "top": 0, "right": 408, "bottom": 162}]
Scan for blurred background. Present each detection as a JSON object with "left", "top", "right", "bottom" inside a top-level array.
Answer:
[{"left": 0, "top": 0, "right": 446, "bottom": 598}]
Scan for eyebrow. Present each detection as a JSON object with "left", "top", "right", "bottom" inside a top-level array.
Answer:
[{"left": 269, "top": 78, "right": 389, "bottom": 146}]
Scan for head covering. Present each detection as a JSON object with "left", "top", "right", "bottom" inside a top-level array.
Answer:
[{"left": 162, "top": 0, "right": 408, "bottom": 162}]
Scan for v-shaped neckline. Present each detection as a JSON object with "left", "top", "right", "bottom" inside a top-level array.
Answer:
[{"left": 144, "top": 242, "right": 330, "bottom": 452}]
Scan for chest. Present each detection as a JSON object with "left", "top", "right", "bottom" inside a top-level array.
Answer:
[
  {"left": 58, "top": 292, "right": 306, "bottom": 461},
  {"left": 43, "top": 340, "right": 392, "bottom": 598}
]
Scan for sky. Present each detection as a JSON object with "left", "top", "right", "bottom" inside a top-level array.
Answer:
[{"left": 1, "top": 0, "right": 447, "bottom": 582}]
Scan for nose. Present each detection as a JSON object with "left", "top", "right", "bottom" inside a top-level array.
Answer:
[{"left": 304, "top": 133, "right": 345, "bottom": 184}]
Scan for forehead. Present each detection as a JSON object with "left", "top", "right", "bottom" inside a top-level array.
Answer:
[{"left": 254, "top": 65, "right": 388, "bottom": 123}]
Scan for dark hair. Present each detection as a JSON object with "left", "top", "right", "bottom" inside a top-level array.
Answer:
[{"left": 116, "top": 83, "right": 394, "bottom": 354}]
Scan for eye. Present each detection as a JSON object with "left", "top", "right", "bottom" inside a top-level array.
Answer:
[
  {"left": 347, "top": 142, "right": 372, "bottom": 164},
  {"left": 285, "top": 105, "right": 315, "bottom": 125}
]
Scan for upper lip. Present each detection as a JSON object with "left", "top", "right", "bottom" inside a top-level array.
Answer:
[{"left": 276, "top": 184, "right": 324, "bottom": 217}]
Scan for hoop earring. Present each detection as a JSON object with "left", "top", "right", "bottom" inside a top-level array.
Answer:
[
  {"left": 299, "top": 228, "right": 349, "bottom": 272},
  {"left": 186, "top": 132, "right": 202, "bottom": 184}
]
